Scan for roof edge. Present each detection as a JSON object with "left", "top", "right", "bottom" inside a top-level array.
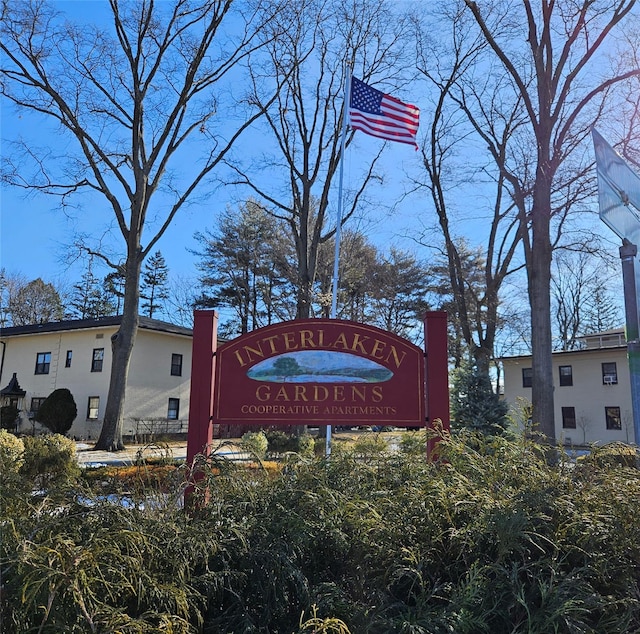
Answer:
[{"left": 0, "top": 315, "right": 192, "bottom": 338}]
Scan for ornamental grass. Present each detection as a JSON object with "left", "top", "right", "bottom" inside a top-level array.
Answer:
[{"left": 2, "top": 430, "right": 639, "bottom": 633}]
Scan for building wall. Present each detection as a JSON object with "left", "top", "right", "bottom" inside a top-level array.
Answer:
[
  {"left": 123, "top": 329, "right": 192, "bottom": 438},
  {"left": 502, "top": 346, "right": 634, "bottom": 445},
  {"left": 0, "top": 323, "right": 192, "bottom": 440}
]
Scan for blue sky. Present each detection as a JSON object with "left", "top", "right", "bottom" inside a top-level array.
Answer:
[
  {"left": 0, "top": 0, "right": 626, "bottom": 335},
  {"left": 0, "top": 104, "right": 423, "bottom": 286},
  {"left": 0, "top": 0, "right": 425, "bottom": 289}
]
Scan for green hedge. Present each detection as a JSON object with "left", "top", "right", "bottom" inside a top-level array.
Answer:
[{"left": 2, "top": 432, "right": 639, "bottom": 633}]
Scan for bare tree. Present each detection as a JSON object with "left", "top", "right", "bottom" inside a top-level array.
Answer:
[
  {"left": 552, "top": 249, "right": 622, "bottom": 350},
  {"left": 1, "top": 0, "right": 284, "bottom": 450},
  {"left": 1, "top": 275, "right": 64, "bottom": 326},
  {"left": 0, "top": 269, "right": 27, "bottom": 327},
  {"left": 463, "top": 0, "right": 640, "bottom": 442},
  {"left": 224, "top": 0, "right": 414, "bottom": 319},
  {"left": 577, "top": 414, "right": 590, "bottom": 445},
  {"left": 414, "top": 4, "right": 524, "bottom": 377},
  {"left": 165, "top": 274, "right": 198, "bottom": 330}
]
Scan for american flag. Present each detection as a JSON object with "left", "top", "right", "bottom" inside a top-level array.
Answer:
[{"left": 349, "top": 77, "right": 420, "bottom": 149}]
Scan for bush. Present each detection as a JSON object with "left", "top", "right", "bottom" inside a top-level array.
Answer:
[
  {"left": 5, "top": 432, "right": 640, "bottom": 633},
  {"left": 399, "top": 429, "right": 427, "bottom": 455},
  {"left": 265, "top": 429, "right": 293, "bottom": 454},
  {"left": 581, "top": 442, "right": 638, "bottom": 468},
  {"left": 265, "top": 430, "right": 316, "bottom": 457},
  {"left": 296, "top": 433, "right": 315, "bottom": 457},
  {"left": 21, "top": 433, "right": 80, "bottom": 489},
  {"left": 0, "top": 428, "right": 24, "bottom": 474},
  {"left": 0, "top": 404, "right": 20, "bottom": 431},
  {"left": 241, "top": 430, "right": 268, "bottom": 460},
  {"left": 35, "top": 388, "right": 77, "bottom": 435}
]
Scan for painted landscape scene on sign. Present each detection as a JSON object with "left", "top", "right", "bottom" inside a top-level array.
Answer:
[{"left": 247, "top": 350, "right": 394, "bottom": 383}]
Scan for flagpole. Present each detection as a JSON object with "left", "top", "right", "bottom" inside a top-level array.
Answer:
[
  {"left": 330, "top": 67, "right": 351, "bottom": 319},
  {"left": 326, "top": 64, "right": 351, "bottom": 458}
]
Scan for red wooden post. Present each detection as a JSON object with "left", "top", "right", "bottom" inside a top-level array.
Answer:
[
  {"left": 186, "top": 310, "right": 218, "bottom": 467},
  {"left": 424, "top": 311, "right": 450, "bottom": 457}
]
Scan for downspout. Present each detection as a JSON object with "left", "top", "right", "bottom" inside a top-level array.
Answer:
[{"left": 0, "top": 340, "right": 6, "bottom": 385}]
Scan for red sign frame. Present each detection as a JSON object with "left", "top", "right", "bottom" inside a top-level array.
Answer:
[
  {"left": 213, "top": 319, "right": 425, "bottom": 427},
  {"left": 186, "top": 311, "right": 449, "bottom": 462}
]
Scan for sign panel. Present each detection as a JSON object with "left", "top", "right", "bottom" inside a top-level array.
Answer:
[{"left": 212, "top": 319, "right": 425, "bottom": 427}]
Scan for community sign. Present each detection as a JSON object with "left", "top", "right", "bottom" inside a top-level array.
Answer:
[{"left": 213, "top": 319, "right": 425, "bottom": 427}]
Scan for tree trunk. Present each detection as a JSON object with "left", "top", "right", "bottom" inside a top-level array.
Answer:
[
  {"left": 94, "top": 256, "right": 142, "bottom": 451},
  {"left": 528, "top": 177, "right": 555, "bottom": 442}
]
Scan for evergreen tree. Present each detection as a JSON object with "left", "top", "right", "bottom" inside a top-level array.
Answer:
[
  {"left": 103, "top": 265, "right": 126, "bottom": 315},
  {"left": 140, "top": 252, "right": 169, "bottom": 319},
  {"left": 315, "top": 230, "right": 379, "bottom": 322},
  {"left": 451, "top": 361, "right": 509, "bottom": 435},
  {"left": 370, "top": 248, "right": 431, "bottom": 340},
  {"left": 194, "top": 201, "right": 294, "bottom": 336},
  {"left": 428, "top": 241, "right": 491, "bottom": 370},
  {"left": 35, "top": 388, "right": 77, "bottom": 436},
  {"left": 69, "top": 262, "right": 116, "bottom": 319}
]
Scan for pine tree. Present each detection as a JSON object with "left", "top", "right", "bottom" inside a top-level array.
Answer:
[
  {"left": 140, "top": 251, "right": 169, "bottom": 319},
  {"left": 103, "top": 265, "right": 126, "bottom": 315},
  {"left": 451, "top": 362, "right": 509, "bottom": 435},
  {"left": 194, "top": 201, "right": 294, "bottom": 336},
  {"left": 69, "top": 263, "right": 115, "bottom": 319}
]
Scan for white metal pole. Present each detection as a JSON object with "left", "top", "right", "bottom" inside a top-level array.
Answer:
[
  {"left": 330, "top": 69, "right": 351, "bottom": 320},
  {"left": 326, "top": 65, "right": 351, "bottom": 458}
]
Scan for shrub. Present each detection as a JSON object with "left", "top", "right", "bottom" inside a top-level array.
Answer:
[
  {"left": 582, "top": 442, "right": 638, "bottom": 468},
  {"left": 21, "top": 433, "right": 80, "bottom": 489},
  {"left": 0, "top": 404, "right": 20, "bottom": 431},
  {"left": 398, "top": 429, "right": 427, "bottom": 455},
  {"left": 297, "top": 433, "right": 316, "bottom": 457},
  {"left": 351, "top": 432, "right": 388, "bottom": 458},
  {"left": 5, "top": 432, "right": 640, "bottom": 633},
  {"left": 265, "top": 429, "right": 293, "bottom": 454},
  {"left": 241, "top": 430, "right": 268, "bottom": 460},
  {"left": 35, "top": 388, "right": 77, "bottom": 435},
  {"left": 0, "top": 428, "right": 24, "bottom": 474},
  {"left": 265, "top": 429, "right": 315, "bottom": 456}
]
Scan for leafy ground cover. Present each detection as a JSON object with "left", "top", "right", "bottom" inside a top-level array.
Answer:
[{"left": 2, "top": 430, "right": 640, "bottom": 633}]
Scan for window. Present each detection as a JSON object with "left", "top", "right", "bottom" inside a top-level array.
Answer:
[
  {"left": 602, "top": 362, "right": 618, "bottom": 385},
  {"left": 561, "top": 406, "right": 576, "bottom": 429},
  {"left": 35, "top": 352, "right": 51, "bottom": 375},
  {"left": 171, "top": 353, "right": 183, "bottom": 377},
  {"left": 559, "top": 365, "right": 573, "bottom": 387},
  {"left": 167, "top": 398, "right": 180, "bottom": 420},
  {"left": 522, "top": 367, "right": 533, "bottom": 388},
  {"left": 605, "top": 406, "right": 622, "bottom": 430},
  {"left": 65, "top": 350, "right": 72, "bottom": 368},
  {"left": 87, "top": 397, "right": 100, "bottom": 420},
  {"left": 91, "top": 348, "right": 104, "bottom": 372},
  {"left": 30, "top": 397, "right": 47, "bottom": 418}
]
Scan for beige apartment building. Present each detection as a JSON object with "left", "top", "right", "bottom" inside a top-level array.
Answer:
[
  {"left": 0, "top": 316, "right": 193, "bottom": 440},
  {"left": 501, "top": 329, "right": 636, "bottom": 446}
]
